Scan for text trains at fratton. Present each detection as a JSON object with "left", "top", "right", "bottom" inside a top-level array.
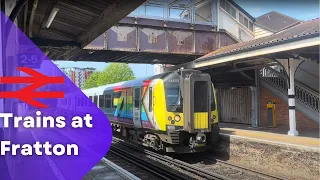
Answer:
[{"left": 82, "top": 69, "right": 220, "bottom": 154}]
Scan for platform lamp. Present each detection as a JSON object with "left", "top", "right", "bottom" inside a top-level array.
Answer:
[{"left": 45, "top": 6, "right": 59, "bottom": 28}]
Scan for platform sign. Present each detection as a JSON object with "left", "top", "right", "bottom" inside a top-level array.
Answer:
[{"left": 17, "top": 53, "right": 42, "bottom": 68}]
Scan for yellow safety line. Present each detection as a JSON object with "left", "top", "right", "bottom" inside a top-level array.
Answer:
[{"left": 221, "top": 128, "right": 320, "bottom": 148}]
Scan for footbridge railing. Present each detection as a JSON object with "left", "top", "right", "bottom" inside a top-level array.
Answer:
[{"left": 260, "top": 66, "right": 319, "bottom": 122}]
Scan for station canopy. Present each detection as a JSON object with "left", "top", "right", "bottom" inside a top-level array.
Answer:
[{"left": 193, "top": 18, "right": 319, "bottom": 73}]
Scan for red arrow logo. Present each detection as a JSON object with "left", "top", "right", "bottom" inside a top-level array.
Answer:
[{"left": 0, "top": 67, "right": 64, "bottom": 108}]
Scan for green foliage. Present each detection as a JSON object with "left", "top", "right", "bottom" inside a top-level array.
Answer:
[
  {"left": 83, "top": 71, "right": 101, "bottom": 89},
  {"left": 97, "top": 63, "right": 135, "bottom": 86},
  {"left": 83, "top": 63, "right": 135, "bottom": 89}
]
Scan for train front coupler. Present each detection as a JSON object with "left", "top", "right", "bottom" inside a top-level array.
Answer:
[{"left": 189, "top": 132, "right": 207, "bottom": 148}]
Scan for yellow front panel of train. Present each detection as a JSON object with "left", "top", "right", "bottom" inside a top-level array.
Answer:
[
  {"left": 153, "top": 80, "right": 184, "bottom": 131},
  {"left": 194, "top": 112, "right": 209, "bottom": 129},
  {"left": 153, "top": 80, "right": 167, "bottom": 131}
]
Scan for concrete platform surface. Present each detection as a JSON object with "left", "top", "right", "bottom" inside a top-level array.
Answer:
[{"left": 219, "top": 122, "right": 320, "bottom": 148}]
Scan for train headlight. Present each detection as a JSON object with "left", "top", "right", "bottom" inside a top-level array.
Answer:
[
  {"left": 196, "top": 133, "right": 206, "bottom": 143},
  {"left": 174, "top": 115, "right": 181, "bottom": 122},
  {"left": 168, "top": 116, "right": 172, "bottom": 121}
]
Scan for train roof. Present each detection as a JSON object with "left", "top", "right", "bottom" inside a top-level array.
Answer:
[{"left": 81, "top": 71, "right": 172, "bottom": 95}]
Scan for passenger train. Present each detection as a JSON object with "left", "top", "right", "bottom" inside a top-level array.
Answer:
[{"left": 59, "top": 69, "right": 220, "bottom": 154}]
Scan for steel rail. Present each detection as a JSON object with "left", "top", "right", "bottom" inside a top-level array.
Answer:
[
  {"left": 112, "top": 137, "right": 231, "bottom": 180},
  {"left": 109, "top": 146, "right": 190, "bottom": 180}
]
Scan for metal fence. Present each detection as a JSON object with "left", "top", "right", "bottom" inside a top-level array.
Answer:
[{"left": 260, "top": 66, "right": 319, "bottom": 113}]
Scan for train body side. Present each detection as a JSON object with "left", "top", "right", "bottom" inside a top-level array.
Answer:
[
  {"left": 71, "top": 70, "right": 220, "bottom": 153},
  {"left": 80, "top": 78, "right": 219, "bottom": 133}
]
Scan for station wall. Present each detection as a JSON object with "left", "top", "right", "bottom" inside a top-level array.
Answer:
[{"left": 259, "top": 87, "right": 319, "bottom": 131}]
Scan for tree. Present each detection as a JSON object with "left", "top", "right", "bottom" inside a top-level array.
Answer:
[
  {"left": 83, "top": 71, "right": 101, "bottom": 89},
  {"left": 83, "top": 63, "right": 135, "bottom": 89},
  {"left": 97, "top": 63, "right": 135, "bottom": 86}
]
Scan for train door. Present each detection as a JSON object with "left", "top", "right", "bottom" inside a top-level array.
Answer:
[{"left": 133, "top": 87, "right": 142, "bottom": 128}]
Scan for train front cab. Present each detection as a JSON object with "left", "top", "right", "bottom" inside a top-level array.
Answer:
[{"left": 159, "top": 69, "right": 219, "bottom": 153}]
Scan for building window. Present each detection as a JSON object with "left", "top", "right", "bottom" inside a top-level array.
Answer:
[
  {"left": 195, "top": 0, "right": 212, "bottom": 23},
  {"left": 149, "top": 87, "right": 152, "bottom": 112},
  {"left": 239, "top": 13, "right": 244, "bottom": 24},
  {"left": 221, "top": 0, "right": 236, "bottom": 19},
  {"left": 225, "top": 1, "right": 230, "bottom": 13},
  {"left": 249, "top": 21, "right": 254, "bottom": 31},
  {"left": 220, "top": 0, "right": 226, "bottom": 9},
  {"left": 168, "top": 0, "right": 192, "bottom": 21},
  {"left": 244, "top": 17, "right": 248, "bottom": 28},
  {"left": 231, "top": 7, "right": 236, "bottom": 18},
  {"left": 239, "top": 13, "right": 253, "bottom": 31},
  {"left": 99, "top": 95, "right": 104, "bottom": 107},
  {"left": 105, "top": 94, "right": 111, "bottom": 108}
]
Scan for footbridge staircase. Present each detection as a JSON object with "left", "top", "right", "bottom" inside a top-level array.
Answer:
[{"left": 260, "top": 66, "right": 319, "bottom": 123}]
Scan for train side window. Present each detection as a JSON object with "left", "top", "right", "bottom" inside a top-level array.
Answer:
[
  {"left": 105, "top": 94, "right": 111, "bottom": 108},
  {"left": 93, "top": 96, "right": 98, "bottom": 105},
  {"left": 149, "top": 87, "right": 152, "bottom": 111},
  {"left": 99, "top": 95, "right": 104, "bottom": 107}
]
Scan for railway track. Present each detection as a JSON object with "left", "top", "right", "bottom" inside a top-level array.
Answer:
[
  {"left": 108, "top": 145, "right": 192, "bottom": 180},
  {"left": 111, "top": 137, "right": 231, "bottom": 180},
  {"left": 110, "top": 137, "right": 285, "bottom": 180}
]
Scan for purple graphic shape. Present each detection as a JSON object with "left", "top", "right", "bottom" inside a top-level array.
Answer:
[{"left": 0, "top": 12, "right": 112, "bottom": 180}]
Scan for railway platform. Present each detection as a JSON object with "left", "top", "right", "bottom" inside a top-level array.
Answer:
[
  {"left": 84, "top": 157, "right": 140, "bottom": 180},
  {"left": 219, "top": 122, "right": 320, "bottom": 148},
  {"left": 215, "top": 122, "right": 320, "bottom": 180}
]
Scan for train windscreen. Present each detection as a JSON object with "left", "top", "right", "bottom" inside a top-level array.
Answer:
[{"left": 163, "top": 72, "right": 183, "bottom": 112}]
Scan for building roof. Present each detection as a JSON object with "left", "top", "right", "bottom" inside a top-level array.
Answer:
[
  {"left": 255, "top": 11, "right": 301, "bottom": 32},
  {"left": 196, "top": 18, "right": 319, "bottom": 62}
]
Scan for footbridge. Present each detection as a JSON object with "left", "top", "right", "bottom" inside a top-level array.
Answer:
[{"left": 29, "top": 0, "right": 254, "bottom": 63}]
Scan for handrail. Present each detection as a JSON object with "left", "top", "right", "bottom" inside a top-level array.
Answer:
[{"left": 260, "top": 66, "right": 319, "bottom": 113}]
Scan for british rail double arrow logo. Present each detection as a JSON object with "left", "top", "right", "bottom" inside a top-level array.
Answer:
[{"left": 0, "top": 67, "right": 64, "bottom": 108}]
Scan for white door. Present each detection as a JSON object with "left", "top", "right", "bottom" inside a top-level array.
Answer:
[{"left": 133, "top": 87, "right": 142, "bottom": 128}]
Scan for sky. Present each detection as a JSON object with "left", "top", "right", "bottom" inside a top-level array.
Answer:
[{"left": 55, "top": 0, "right": 319, "bottom": 78}]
